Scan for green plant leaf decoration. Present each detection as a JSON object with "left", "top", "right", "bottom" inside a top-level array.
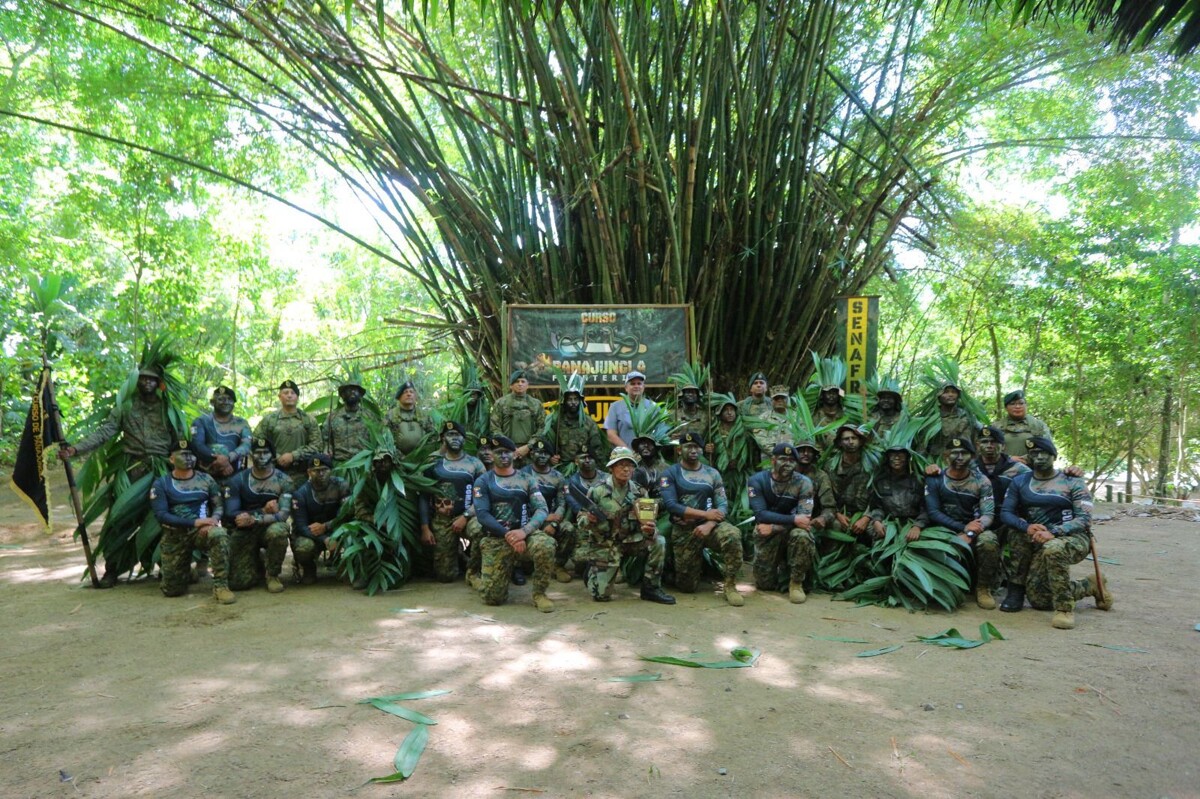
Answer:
[
  {"left": 360, "top": 690, "right": 451, "bottom": 703},
  {"left": 369, "top": 700, "right": 437, "bottom": 725},
  {"left": 639, "top": 647, "right": 761, "bottom": 669},
  {"left": 856, "top": 644, "right": 903, "bottom": 658},
  {"left": 370, "top": 723, "right": 430, "bottom": 782},
  {"left": 608, "top": 674, "right": 665, "bottom": 682}
]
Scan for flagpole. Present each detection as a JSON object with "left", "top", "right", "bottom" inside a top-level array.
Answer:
[{"left": 45, "top": 362, "right": 100, "bottom": 588}]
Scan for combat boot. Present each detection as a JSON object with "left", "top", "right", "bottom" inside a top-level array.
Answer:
[
  {"left": 999, "top": 585, "right": 1025, "bottom": 612},
  {"left": 640, "top": 584, "right": 676, "bottom": 605},
  {"left": 511, "top": 567, "right": 527, "bottom": 586},
  {"left": 1051, "top": 610, "right": 1075, "bottom": 629},
  {"left": 265, "top": 574, "right": 285, "bottom": 593},
  {"left": 724, "top": 582, "right": 745, "bottom": 607},
  {"left": 213, "top": 586, "right": 237, "bottom": 605},
  {"left": 96, "top": 570, "right": 118, "bottom": 589},
  {"left": 466, "top": 571, "right": 482, "bottom": 591},
  {"left": 1093, "top": 575, "right": 1115, "bottom": 611},
  {"left": 532, "top": 593, "right": 555, "bottom": 613},
  {"left": 300, "top": 562, "right": 317, "bottom": 586},
  {"left": 975, "top": 586, "right": 997, "bottom": 610},
  {"left": 554, "top": 566, "right": 572, "bottom": 583},
  {"left": 788, "top": 581, "right": 807, "bottom": 604}
]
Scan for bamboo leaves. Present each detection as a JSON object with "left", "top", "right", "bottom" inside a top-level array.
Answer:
[
  {"left": 362, "top": 688, "right": 450, "bottom": 783},
  {"left": 638, "top": 646, "right": 761, "bottom": 669}
]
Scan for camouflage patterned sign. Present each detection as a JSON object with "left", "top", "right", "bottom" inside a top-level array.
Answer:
[{"left": 506, "top": 305, "right": 693, "bottom": 389}]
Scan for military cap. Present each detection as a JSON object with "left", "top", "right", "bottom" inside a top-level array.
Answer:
[
  {"left": 170, "top": 439, "right": 191, "bottom": 454},
  {"left": 212, "top": 385, "right": 237, "bottom": 401},
  {"left": 394, "top": 380, "right": 417, "bottom": 399},
  {"left": 821, "top": 384, "right": 846, "bottom": 398},
  {"left": 771, "top": 442, "right": 797, "bottom": 457},
  {"left": 1004, "top": 389, "right": 1026, "bottom": 406},
  {"left": 440, "top": 420, "right": 466, "bottom": 437},
  {"left": 939, "top": 382, "right": 960, "bottom": 393},
  {"left": 876, "top": 388, "right": 902, "bottom": 401},
  {"left": 606, "top": 446, "right": 639, "bottom": 468},
  {"left": 977, "top": 425, "right": 1005, "bottom": 444},
  {"left": 338, "top": 381, "right": 365, "bottom": 395},
  {"left": 625, "top": 370, "right": 646, "bottom": 383},
  {"left": 279, "top": 379, "right": 300, "bottom": 393},
  {"left": 945, "top": 437, "right": 976, "bottom": 455},
  {"left": 250, "top": 437, "right": 275, "bottom": 454},
  {"left": 770, "top": 384, "right": 790, "bottom": 399},
  {"left": 530, "top": 438, "right": 555, "bottom": 456},
  {"left": 307, "top": 453, "right": 332, "bottom": 470},
  {"left": 1026, "top": 436, "right": 1057, "bottom": 458},
  {"left": 748, "top": 372, "right": 767, "bottom": 386},
  {"left": 137, "top": 366, "right": 163, "bottom": 381},
  {"left": 509, "top": 369, "right": 527, "bottom": 385},
  {"left": 478, "top": 434, "right": 493, "bottom": 448},
  {"left": 680, "top": 382, "right": 701, "bottom": 392},
  {"left": 835, "top": 422, "right": 867, "bottom": 440},
  {"left": 794, "top": 439, "right": 819, "bottom": 453},
  {"left": 884, "top": 442, "right": 911, "bottom": 454},
  {"left": 491, "top": 434, "right": 517, "bottom": 452},
  {"left": 679, "top": 431, "right": 706, "bottom": 449}
]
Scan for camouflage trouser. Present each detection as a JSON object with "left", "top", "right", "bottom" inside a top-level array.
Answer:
[
  {"left": 292, "top": 533, "right": 332, "bottom": 567},
  {"left": 227, "top": 521, "right": 290, "bottom": 590},
  {"left": 973, "top": 529, "right": 1001, "bottom": 590},
  {"left": 426, "top": 515, "right": 467, "bottom": 583},
  {"left": 543, "top": 520, "right": 577, "bottom": 568},
  {"left": 671, "top": 521, "right": 742, "bottom": 593},
  {"left": 160, "top": 524, "right": 229, "bottom": 596},
  {"left": 576, "top": 534, "right": 666, "bottom": 600},
  {"left": 1015, "top": 534, "right": 1092, "bottom": 612},
  {"left": 752, "top": 526, "right": 816, "bottom": 591},
  {"left": 465, "top": 517, "right": 484, "bottom": 577},
  {"left": 479, "top": 532, "right": 556, "bottom": 605}
]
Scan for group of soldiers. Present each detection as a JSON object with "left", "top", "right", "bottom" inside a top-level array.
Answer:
[{"left": 58, "top": 364, "right": 1113, "bottom": 630}]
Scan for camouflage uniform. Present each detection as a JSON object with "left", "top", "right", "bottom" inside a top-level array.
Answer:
[
  {"left": 659, "top": 462, "right": 742, "bottom": 592},
  {"left": 674, "top": 404, "right": 707, "bottom": 438},
  {"left": 150, "top": 471, "right": 229, "bottom": 597},
  {"left": 925, "top": 406, "right": 979, "bottom": 458},
  {"left": 325, "top": 406, "right": 380, "bottom": 465},
  {"left": 386, "top": 405, "right": 436, "bottom": 455},
  {"left": 1000, "top": 471, "right": 1095, "bottom": 612},
  {"left": 926, "top": 470, "right": 997, "bottom": 586},
  {"left": 737, "top": 396, "right": 770, "bottom": 419},
  {"left": 747, "top": 469, "right": 815, "bottom": 590},
  {"left": 543, "top": 409, "right": 608, "bottom": 464},
  {"left": 290, "top": 475, "right": 351, "bottom": 573},
  {"left": 575, "top": 476, "right": 667, "bottom": 600},
  {"left": 224, "top": 467, "right": 294, "bottom": 590},
  {"left": 993, "top": 415, "right": 1053, "bottom": 457},
  {"left": 474, "top": 470, "right": 552, "bottom": 605},
  {"left": 191, "top": 412, "right": 252, "bottom": 477},
  {"left": 865, "top": 471, "right": 931, "bottom": 528},
  {"left": 254, "top": 409, "right": 323, "bottom": 485},
  {"left": 749, "top": 411, "right": 791, "bottom": 462},
  {"left": 825, "top": 458, "right": 871, "bottom": 520},
  {"left": 814, "top": 407, "right": 845, "bottom": 451},
  {"left": 419, "top": 452, "right": 486, "bottom": 582},
  {"left": 800, "top": 466, "right": 838, "bottom": 529},
  {"left": 490, "top": 393, "right": 545, "bottom": 449},
  {"left": 521, "top": 463, "right": 576, "bottom": 571},
  {"left": 866, "top": 409, "right": 902, "bottom": 438}
]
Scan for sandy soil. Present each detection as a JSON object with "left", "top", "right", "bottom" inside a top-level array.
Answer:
[{"left": 2, "top": 479, "right": 1198, "bottom": 799}]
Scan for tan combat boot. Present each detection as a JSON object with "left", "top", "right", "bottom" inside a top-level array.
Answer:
[
  {"left": 554, "top": 566, "right": 572, "bottom": 583},
  {"left": 466, "top": 571, "right": 482, "bottom": 591},
  {"left": 1051, "top": 610, "right": 1075, "bottom": 629},
  {"left": 265, "top": 574, "right": 285, "bottom": 593},
  {"left": 213, "top": 586, "right": 237, "bottom": 605},
  {"left": 789, "top": 581, "right": 807, "bottom": 604},
  {"left": 1093, "top": 575, "right": 1114, "bottom": 611},
  {"left": 975, "top": 586, "right": 997, "bottom": 610},
  {"left": 724, "top": 582, "right": 745, "bottom": 607},
  {"left": 532, "top": 593, "right": 555, "bottom": 613}
]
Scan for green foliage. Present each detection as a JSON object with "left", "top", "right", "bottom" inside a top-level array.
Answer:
[
  {"left": 826, "top": 522, "right": 972, "bottom": 611},
  {"left": 638, "top": 647, "right": 761, "bottom": 669}
]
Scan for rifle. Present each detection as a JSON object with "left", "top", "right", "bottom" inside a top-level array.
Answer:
[{"left": 1090, "top": 533, "right": 1107, "bottom": 606}]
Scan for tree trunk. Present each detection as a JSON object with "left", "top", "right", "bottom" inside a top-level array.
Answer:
[{"left": 1154, "top": 383, "right": 1172, "bottom": 503}]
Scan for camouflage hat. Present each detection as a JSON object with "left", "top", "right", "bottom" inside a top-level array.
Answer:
[
  {"left": 211, "top": 385, "right": 236, "bottom": 401},
  {"left": 939, "top": 382, "right": 960, "bottom": 393},
  {"left": 307, "top": 453, "right": 332, "bottom": 470},
  {"left": 679, "top": 431, "right": 706, "bottom": 449},
  {"left": 770, "top": 384, "right": 790, "bottom": 399},
  {"left": 279, "top": 379, "right": 300, "bottom": 393},
  {"left": 491, "top": 435, "right": 517, "bottom": 452},
  {"left": 530, "top": 438, "right": 555, "bottom": 456},
  {"left": 945, "top": 437, "right": 976, "bottom": 455},
  {"left": 606, "top": 446, "right": 639, "bottom": 468},
  {"left": 137, "top": 366, "right": 163, "bottom": 382},
  {"left": 835, "top": 423, "right": 867, "bottom": 441},
  {"left": 630, "top": 433, "right": 658, "bottom": 450},
  {"left": 794, "top": 439, "right": 819, "bottom": 453},
  {"left": 371, "top": 448, "right": 395, "bottom": 463},
  {"left": 250, "top": 436, "right": 274, "bottom": 455},
  {"left": 465, "top": 380, "right": 485, "bottom": 395},
  {"left": 748, "top": 372, "right": 767, "bottom": 386},
  {"left": 820, "top": 384, "right": 846, "bottom": 398},
  {"left": 338, "top": 381, "right": 365, "bottom": 395},
  {"left": 440, "top": 420, "right": 466, "bottom": 437},
  {"left": 977, "top": 425, "right": 1005, "bottom": 445},
  {"left": 564, "top": 373, "right": 585, "bottom": 397},
  {"left": 1004, "top": 389, "right": 1025, "bottom": 406},
  {"left": 876, "top": 388, "right": 902, "bottom": 401},
  {"left": 394, "top": 380, "right": 417, "bottom": 399},
  {"left": 1026, "top": 436, "right": 1057, "bottom": 458}
]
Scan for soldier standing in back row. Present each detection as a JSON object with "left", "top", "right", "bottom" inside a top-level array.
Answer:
[
  {"left": 386, "top": 380, "right": 436, "bottom": 456},
  {"left": 924, "top": 383, "right": 979, "bottom": 458},
  {"left": 491, "top": 370, "right": 546, "bottom": 462},
  {"left": 191, "top": 385, "right": 252, "bottom": 481},
  {"left": 737, "top": 372, "right": 770, "bottom": 419},
  {"left": 254, "top": 379, "right": 324, "bottom": 487},
  {"left": 325, "top": 378, "right": 378, "bottom": 466},
  {"left": 542, "top": 374, "right": 607, "bottom": 466},
  {"left": 994, "top": 390, "right": 1052, "bottom": 463}
]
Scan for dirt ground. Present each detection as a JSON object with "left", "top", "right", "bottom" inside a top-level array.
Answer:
[{"left": 2, "top": 475, "right": 1198, "bottom": 799}]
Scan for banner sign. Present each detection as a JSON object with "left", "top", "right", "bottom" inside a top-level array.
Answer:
[
  {"left": 506, "top": 304, "right": 693, "bottom": 389},
  {"left": 835, "top": 296, "right": 879, "bottom": 395}
]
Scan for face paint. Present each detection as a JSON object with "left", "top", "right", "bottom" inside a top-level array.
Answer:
[
  {"left": 252, "top": 449, "right": 274, "bottom": 469},
  {"left": 564, "top": 394, "right": 582, "bottom": 413},
  {"left": 478, "top": 447, "right": 494, "bottom": 467},
  {"left": 876, "top": 395, "right": 897, "bottom": 412},
  {"left": 172, "top": 450, "right": 197, "bottom": 471},
  {"left": 680, "top": 443, "right": 702, "bottom": 464},
  {"left": 532, "top": 450, "right": 551, "bottom": 468},
  {"left": 635, "top": 440, "right": 657, "bottom": 460},
  {"left": 494, "top": 449, "right": 515, "bottom": 469},
  {"left": 939, "top": 387, "right": 960, "bottom": 407},
  {"left": 442, "top": 432, "right": 465, "bottom": 453},
  {"left": 138, "top": 376, "right": 160, "bottom": 396},
  {"left": 341, "top": 387, "right": 364, "bottom": 408},
  {"left": 720, "top": 405, "right": 737, "bottom": 423},
  {"left": 947, "top": 449, "right": 972, "bottom": 470},
  {"left": 308, "top": 467, "right": 331, "bottom": 490},
  {"left": 978, "top": 439, "right": 1001, "bottom": 460},
  {"left": 1028, "top": 449, "right": 1055, "bottom": 472},
  {"left": 212, "top": 395, "right": 235, "bottom": 415},
  {"left": 773, "top": 453, "right": 797, "bottom": 478},
  {"left": 820, "top": 389, "right": 840, "bottom": 407},
  {"left": 681, "top": 389, "right": 700, "bottom": 406},
  {"left": 796, "top": 447, "right": 817, "bottom": 465},
  {"left": 576, "top": 453, "right": 596, "bottom": 476},
  {"left": 887, "top": 450, "right": 910, "bottom": 472}
]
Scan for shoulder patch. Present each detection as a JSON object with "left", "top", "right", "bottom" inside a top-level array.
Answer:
[
  {"left": 149, "top": 487, "right": 157, "bottom": 500},
  {"left": 659, "top": 477, "right": 671, "bottom": 488},
  {"left": 747, "top": 486, "right": 758, "bottom": 498}
]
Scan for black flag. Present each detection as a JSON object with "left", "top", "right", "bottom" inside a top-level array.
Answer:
[{"left": 9, "top": 367, "right": 60, "bottom": 531}]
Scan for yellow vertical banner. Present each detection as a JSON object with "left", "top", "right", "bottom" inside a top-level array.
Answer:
[{"left": 836, "top": 296, "right": 879, "bottom": 394}]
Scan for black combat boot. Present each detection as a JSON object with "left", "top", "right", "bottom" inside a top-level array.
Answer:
[
  {"left": 999, "top": 584, "right": 1025, "bottom": 612},
  {"left": 640, "top": 584, "right": 676, "bottom": 605}
]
